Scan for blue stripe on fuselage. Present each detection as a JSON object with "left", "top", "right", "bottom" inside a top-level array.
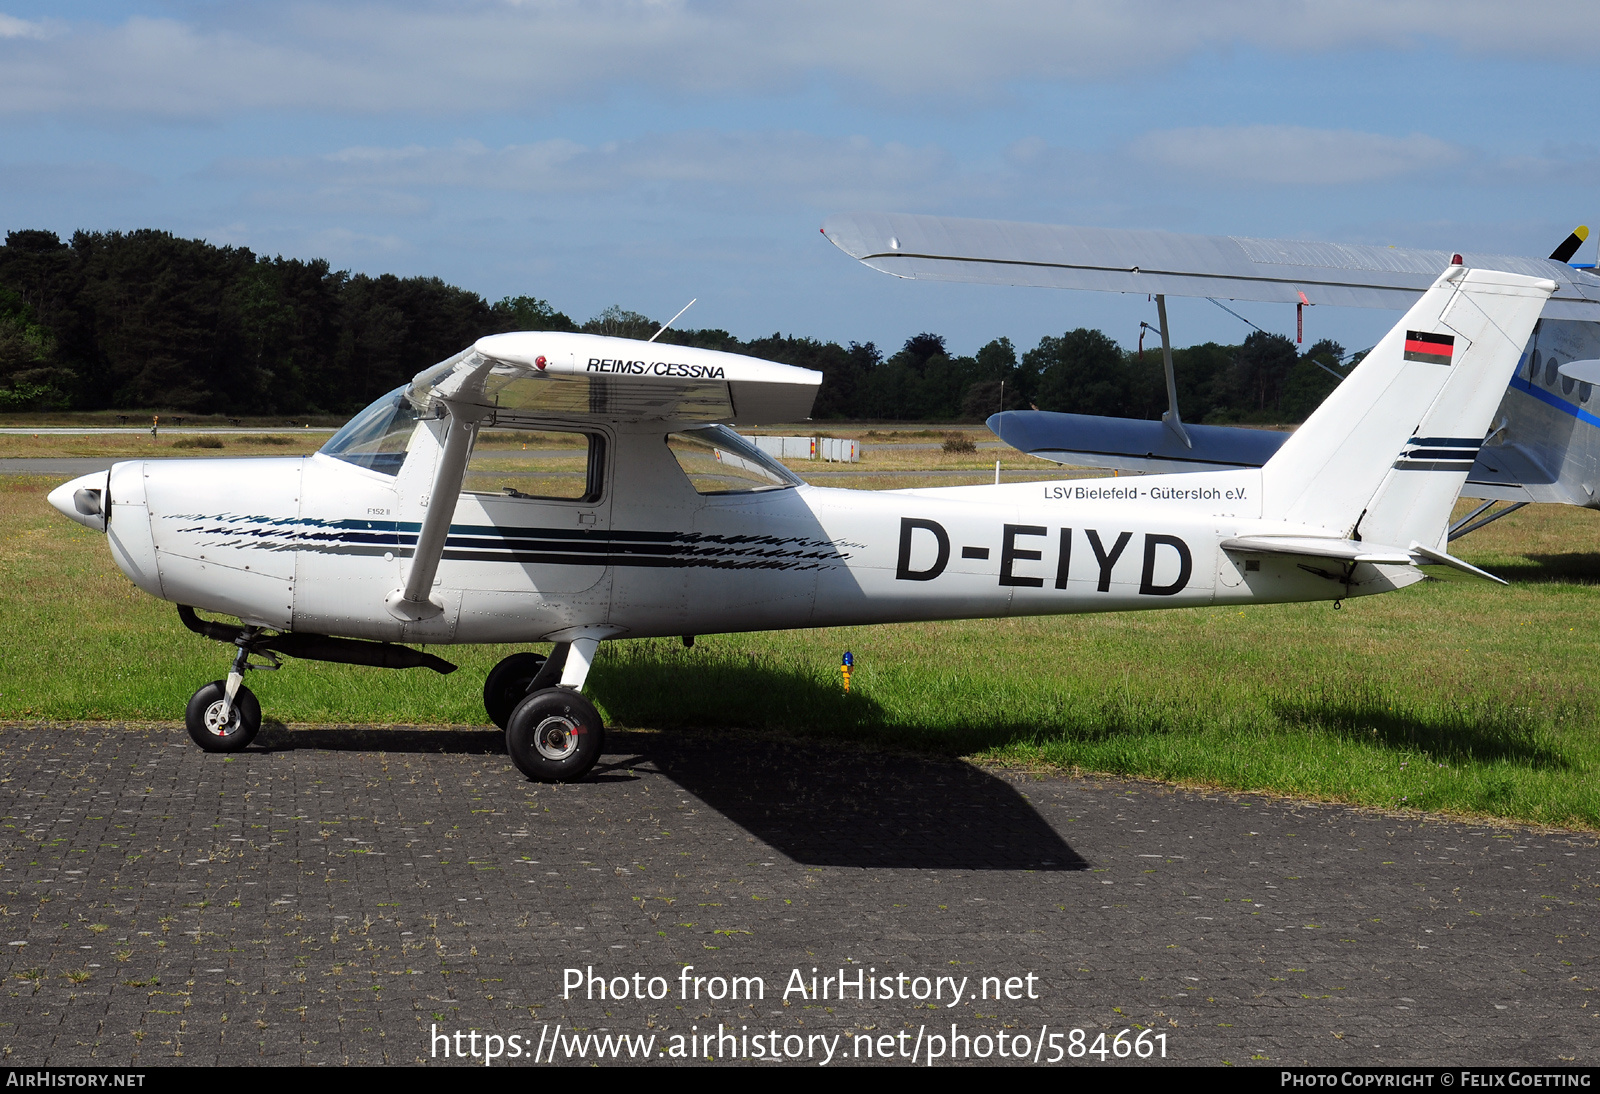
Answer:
[{"left": 1509, "top": 373, "right": 1600, "bottom": 429}]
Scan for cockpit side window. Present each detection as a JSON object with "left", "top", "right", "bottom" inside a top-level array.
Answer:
[
  {"left": 464, "top": 428, "right": 605, "bottom": 503},
  {"left": 666, "top": 426, "right": 804, "bottom": 495},
  {"left": 320, "top": 386, "right": 424, "bottom": 476}
]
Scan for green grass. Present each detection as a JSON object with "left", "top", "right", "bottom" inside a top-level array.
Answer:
[{"left": 4, "top": 473, "right": 1599, "bottom": 828}]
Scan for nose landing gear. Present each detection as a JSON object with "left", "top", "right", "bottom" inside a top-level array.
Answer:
[
  {"left": 174, "top": 604, "right": 457, "bottom": 756},
  {"left": 185, "top": 643, "right": 271, "bottom": 752}
]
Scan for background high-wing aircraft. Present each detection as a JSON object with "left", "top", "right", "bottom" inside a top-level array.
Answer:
[{"left": 821, "top": 213, "right": 1600, "bottom": 539}]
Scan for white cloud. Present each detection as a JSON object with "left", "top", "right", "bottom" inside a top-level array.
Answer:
[
  {"left": 0, "top": 2, "right": 1595, "bottom": 117},
  {"left": 299, "top": 226, "right": 410, "bottom": 256},
  {"left": 0, "top": 14, "right": 46, "bottom": 39},
  {"left": 1133, "top": 125, "right": 1467, "bottom": 185},
  {"left": 219, "top": 131, "right": 961, "bottom": 212},
  {"left": 206, "top": 123, "right": 1512, "bottom": 235}
]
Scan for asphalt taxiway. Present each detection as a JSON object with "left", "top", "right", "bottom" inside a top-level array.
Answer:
[{"left": 1, "top": 722, "right": 1593, "bottom": 1066}]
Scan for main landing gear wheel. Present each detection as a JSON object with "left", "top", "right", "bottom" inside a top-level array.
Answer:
[
  {"left": 483, "top": 651, "right": 548, "bottom": 730},
  {"left": 505, "top": 687, "right": 604, "bottom": 783},
  {"left": 185, "top": 680, "right": 262, "bottom": 753}
]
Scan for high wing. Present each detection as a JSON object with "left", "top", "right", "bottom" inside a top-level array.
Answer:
[
  {"left": 820, "top": 212, "right": 1600, "bottom": 320},
  {"left": 387, "top": 331, "right": 822, "bottom": 622},
  {"left": 410, "top": 330, "right": 822, "bottom": 426}
]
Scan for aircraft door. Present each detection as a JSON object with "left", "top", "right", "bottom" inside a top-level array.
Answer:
[{"left": 449, "top": 425, "right": 615, "bottom": 642}]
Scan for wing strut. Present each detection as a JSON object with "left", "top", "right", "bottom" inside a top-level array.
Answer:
[
  {"left": 1155, "top": 295, "right": 1192, "bottom": 450},
  {"left": 386, "top": 356, "right": 495, "bottom": 622},
  {"left": 1447, "top": 499, "right": 1527, "bottom": 542}
]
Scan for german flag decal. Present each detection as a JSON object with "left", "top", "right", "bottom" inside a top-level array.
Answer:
[{"left": 1404, "top": 330, "right": 1455, "bottom": 365}]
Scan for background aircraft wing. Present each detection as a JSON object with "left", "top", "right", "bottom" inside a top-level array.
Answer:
[
  {"left": 821, "top": 212, "right": 1600, "bottom": 321},
  {"left": 987, "top": 409, "right": 1288, "bottom": 474},
  {"left": 992, "top": 408, "right": 1579, "bottom": 507},
  {"left": 1462, "top": 442, "right": 1588, "bottom": 504}
]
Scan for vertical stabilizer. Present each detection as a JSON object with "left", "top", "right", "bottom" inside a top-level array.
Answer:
[{"left": 1261, "top": 266, "right": 1554, "bottom": 549}]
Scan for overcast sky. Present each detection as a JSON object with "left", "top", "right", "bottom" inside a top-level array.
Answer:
[{"left": 3, "top": 1, "right": 1598, "bottom": 358}]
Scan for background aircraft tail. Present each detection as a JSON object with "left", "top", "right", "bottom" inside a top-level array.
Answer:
[{"left": 1261, "top": 265, "right": 1554, "bottom": 550}]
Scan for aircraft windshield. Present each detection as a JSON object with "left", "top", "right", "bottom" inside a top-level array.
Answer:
[{"left": 320, "top": 386, "right": 424, "bottom": 475}]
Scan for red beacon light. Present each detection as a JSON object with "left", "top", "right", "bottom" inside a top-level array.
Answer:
[
  {"left": 1451, "top": 253, "right": 1464, "bottom": 266},
  {"left": 534, "top": 355, "right": 547, "bottom": 370}
]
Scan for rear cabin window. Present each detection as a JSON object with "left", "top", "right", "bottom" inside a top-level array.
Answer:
[
  {"left": 666, "top": 426, "right": 804, "bottom": 495},
  {"left": 465, "top": 429, "right": 604, "bottom": 503}
]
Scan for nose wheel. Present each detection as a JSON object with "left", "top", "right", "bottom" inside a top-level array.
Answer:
[
  {"left": 185, "top": 680, "right": 262, "bottom": 752},
  {"left": 184, "top": 635, "right": 274, "bottom": 752}
]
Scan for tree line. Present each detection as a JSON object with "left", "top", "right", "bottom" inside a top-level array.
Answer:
[{"left": 0, "top": 228, "right": 1350, "bottom": 422}]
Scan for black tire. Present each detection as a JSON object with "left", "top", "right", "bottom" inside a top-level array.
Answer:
[
  {"left": 505, "top": 688, "right": 604, "bottom": 783},
  {"left": 185, "top": 680, "right": 262, "bottom": 752},
  {"left": 483, "top": 651, "right": 548, "bottom": 730}
]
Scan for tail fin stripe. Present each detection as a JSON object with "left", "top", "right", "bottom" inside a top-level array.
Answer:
[
  {"left": 1393, "top": 460, "right": 1477, "bottom": 471},
  {"left": 1403, "top": 447, "right": 1479, "bottom": 458}
]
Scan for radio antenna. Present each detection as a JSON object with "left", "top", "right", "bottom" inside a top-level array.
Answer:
[{"left": 648, "top": 298, "right": 697, "bottom": 343}]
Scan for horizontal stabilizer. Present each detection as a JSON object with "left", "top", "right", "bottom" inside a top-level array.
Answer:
[
  {"left": 821, "top": 212, "right": 1600, "bottom": 321},
  {"left": 1219, "top": 536, "right": 1414, "bottom": 565},
  {"left": 989, "top": 410, "right": 1288, "bottom": 472},
  {"left": 1219, "top": 536, "right": 1507, "bottom": 584},
  {"left": 1409, "top": 541, "right": 1508, "bottom": 585}
]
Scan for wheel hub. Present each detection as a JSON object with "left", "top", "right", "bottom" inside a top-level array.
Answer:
[
  {"left": 534, "top": 715, "right": 580, "bottom": 760},
  {"left": 202, "top": 701, "right": 238, "bottom": 736}
]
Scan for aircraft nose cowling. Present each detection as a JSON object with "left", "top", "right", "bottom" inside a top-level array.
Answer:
[{"left": 47, "top": 470, "right": 111, "bottom": 533}]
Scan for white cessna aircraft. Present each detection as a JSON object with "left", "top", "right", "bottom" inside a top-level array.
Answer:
[
  {"left": 49, "top": 264, "right": 1550, "bottom": 782},
  {"left": 822, "top": 213, "right": 1600, "bottom": 540}
]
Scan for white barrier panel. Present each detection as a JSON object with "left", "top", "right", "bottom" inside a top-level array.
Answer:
[
  {"left": 818, "top": 437, "right": 858, "bottom": 462},
  {"left": 747, "top": 435, "right": 806, "bottom": 459},
  {"left": 743, "top": 435, "right": 859, "bottom": 462}
]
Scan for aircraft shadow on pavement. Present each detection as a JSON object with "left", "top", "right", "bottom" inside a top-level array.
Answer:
[
  {"left": 613, "top": 729, "right": 1088, "bottom": 872},
  {"left": 255, "top": 721, "right": 506, "bottom": 755},
  {"left": 253, "top": 720, "right": 1085, "bottom": 871},
  {"left": 588, "top": 645, "right": 1085, "bottom": 869},
  {"left": 248, "top": 645, "right": 1088, "bottom": 869}
]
